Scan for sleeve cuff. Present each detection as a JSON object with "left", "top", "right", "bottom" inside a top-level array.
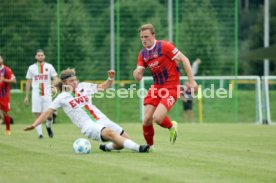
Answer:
[{"left": 171, "top": 51, "right": 180, "bottom": 60}]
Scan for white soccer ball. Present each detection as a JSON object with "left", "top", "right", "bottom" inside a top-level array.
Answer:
[{"left": 73, "top": 138, "right": 91, "bottom": 154}]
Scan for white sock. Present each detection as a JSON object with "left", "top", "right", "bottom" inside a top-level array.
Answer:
[
  {"left": 35, "top": 124, "right": 43, "bottom": 136},
  {"left": 46, "top": 118, "right": 53, "bottom": 128},
  {"left": 123, "top": 139, "right": 140, "bottom": 152},
  {"left": 105, "top": 142, "right": 114, "bottom": 151}
]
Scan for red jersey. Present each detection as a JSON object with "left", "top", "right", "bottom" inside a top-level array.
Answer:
[
  {"left": 0, "top": 65, "right": 14, "bottom": 101},
  {"left": 137, "top": 40, "right": 180, "bottom": 86}
]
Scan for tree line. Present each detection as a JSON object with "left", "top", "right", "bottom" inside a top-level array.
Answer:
[{"left": 0, "top": 0, "right": 274, "bottom": 89}]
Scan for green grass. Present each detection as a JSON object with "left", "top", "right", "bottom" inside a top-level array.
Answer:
[{"left": 1, "top": 123, "right": 276, "bottom": 183}]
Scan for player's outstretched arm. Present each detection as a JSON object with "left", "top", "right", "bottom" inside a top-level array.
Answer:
[
  {"left": 98, "top": 70, "right": 115, "bottom": 90},
  {"left": 24, "top": 109, "right": 55, "bottom": 131},
  {"left": 175, "top": 52, "right": 197, "bottom": 89}
]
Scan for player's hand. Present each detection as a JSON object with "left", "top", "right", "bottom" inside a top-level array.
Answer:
[
  {"left": 187, "top": 80, "right": 198, "bottom": 95},
  {"left": 108, "top": 70, "right": 115, "bottom": 80},
  {"left": 24, "top": 97, "right": 29, "bottom": 106},
  {"left": 188, "top": 80, "right": 198, "bottom": 89},
  {"left": 24, "top": 125, "right": 35, "bottom": 131},
  {"left": 133, "top": 69, "right": 144, "bottom": 81}
]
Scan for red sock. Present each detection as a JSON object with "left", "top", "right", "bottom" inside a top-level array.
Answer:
[
  {"left": 159, "top": 116, "right": 173, "bottom": 129},
  {"left": 143, "top": 124, "right": 154, "bottom": 146},
  {"left": 4, "top": 114, "right": 11, "bottom": 131}
]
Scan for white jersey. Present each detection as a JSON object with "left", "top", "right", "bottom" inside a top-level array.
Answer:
[
  {"left": 26, "top": 62, "right": 57, "bottom": 96},
  {"left": 49, "top": 82, "right": 109, "bottom": 130}
]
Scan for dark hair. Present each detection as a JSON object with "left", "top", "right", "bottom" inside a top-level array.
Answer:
[{"left": 36, "top": 49, "right": 44, "bottom": 54}]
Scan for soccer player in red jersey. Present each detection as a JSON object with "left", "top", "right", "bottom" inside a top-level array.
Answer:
[
  {"left": 0, "top": 55, "right": 16, "bottom": 135},
  {"left": 133, "top": 23, "right": 197, "bottom": 150}
]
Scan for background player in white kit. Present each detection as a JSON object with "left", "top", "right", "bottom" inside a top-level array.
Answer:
[
  {"left": 24, "top": 49, "right": 58, "bottom": 139},
  {"left": 24, "top": 68, "right": 150, "bottom": 153}
]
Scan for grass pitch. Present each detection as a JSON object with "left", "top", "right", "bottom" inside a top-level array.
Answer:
[{"left": 1, "top": 123, "right": 276, "bottom": 183}]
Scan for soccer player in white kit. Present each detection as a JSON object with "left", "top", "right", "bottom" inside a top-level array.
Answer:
[
  {"left": 24, "top": 68, "right": 150, "bottom": 153},
  {"left": 24, "top": 49, "right": 58, "bottom": 139}
]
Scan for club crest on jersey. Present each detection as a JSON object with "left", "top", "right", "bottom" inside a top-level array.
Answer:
[
  {"left": 45, "top": 68, "right": 48, "bottom": 72},
  {"left": 143, "top": 51, "right": 160, "bottom": 62},
  {"left": 153, "top": 52, "right": 158, "bottom": 58},
  {"left": 69, "top": 96, "right": 89, "bottom": 108}
]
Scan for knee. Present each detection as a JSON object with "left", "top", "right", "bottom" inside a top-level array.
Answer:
[
  {"left": 143, "top": 116, "right": 153, "bottom": 126},
  {"left": 143, "top": 114, "right": 152, "bottom": 126},
  {"left": 152, "top": 115, "right": 163, "bottom": 124},
  {"left": 101, "top": 128, "right": 116, "bottom": 141},
  {"left": 121, "top": 131, "right": 129, "bottom": 139}
]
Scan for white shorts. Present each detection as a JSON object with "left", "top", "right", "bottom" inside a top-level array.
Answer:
[
  {"left": 32, "top": 95, "right": 52, "bottom": 113},
  {"left": 80, "top": 117, "right": 123, "bottom": 142}
]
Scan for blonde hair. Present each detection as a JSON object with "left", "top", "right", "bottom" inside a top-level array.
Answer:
[
  {"left": 138, "top": 23, "right": 155, "bottom": 34},
  {"left": 52, "top": 68, "right": 76, "bottom": 91}
]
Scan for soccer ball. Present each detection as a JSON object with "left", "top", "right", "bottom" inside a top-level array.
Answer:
[{"left": 72, "top": 138, "right": 91, "bottom": 154}]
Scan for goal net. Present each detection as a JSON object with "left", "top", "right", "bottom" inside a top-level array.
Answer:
[{"left": 140, "top": 76, "right": 262, "bottom": 124}]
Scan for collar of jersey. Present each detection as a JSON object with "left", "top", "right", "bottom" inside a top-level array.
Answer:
[
  {"left": 145, "top": 40, "right": 157, "bottom": 51},
  {"left": 69, "top": 92, "right": 82, "bottom": 98},
  {"left": 36, "top": 62, "right": 45, "bottom": 66}
]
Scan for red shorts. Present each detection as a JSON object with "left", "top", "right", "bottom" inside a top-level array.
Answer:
[
  {"left": 0, "top": 99, "right": 10, "bottom": 112},
  {"left": 144, "top": 85, "right": 179, "bottom": 111}
]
